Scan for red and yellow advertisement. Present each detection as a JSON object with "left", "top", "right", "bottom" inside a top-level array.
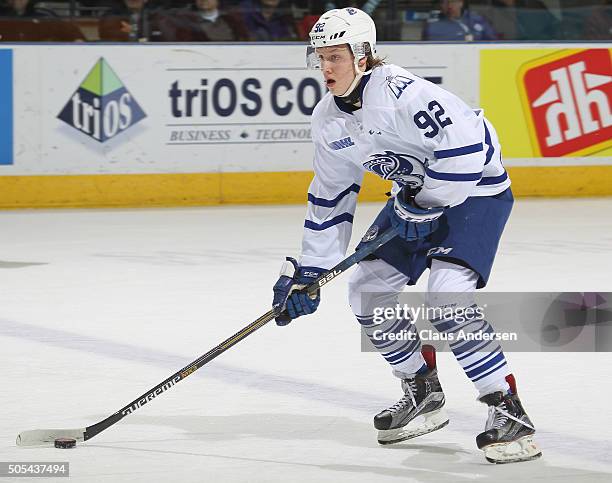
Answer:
[{"left": 481, "top": 48, "right": 612, "bottom": 160}]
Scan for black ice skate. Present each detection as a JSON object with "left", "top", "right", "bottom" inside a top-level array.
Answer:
[
  {"left": 374, "top": 345, "right": 449, "bottom": 445},
  {"left": 477, "top": 376, "right": 542, "bottom": 464}
]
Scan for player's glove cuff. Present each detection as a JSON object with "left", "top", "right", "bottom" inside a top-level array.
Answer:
[
  {"left": 388, "top": 190, "right": 444, "bottom": 241},
  {"left": 272, "top": 258, "right": 324, "bottom": 326}
]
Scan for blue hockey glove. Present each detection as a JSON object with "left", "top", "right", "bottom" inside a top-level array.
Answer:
[
  {"left": 386, "top": 189, "right": 444, "bottom": 241},
  {"left": 272, "top": 257, "right": 323, "bottom": 326}
]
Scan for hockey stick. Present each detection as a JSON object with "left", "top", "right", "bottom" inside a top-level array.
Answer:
[{"left": 16, "top": 227, "right": 397, "bottom": 447}]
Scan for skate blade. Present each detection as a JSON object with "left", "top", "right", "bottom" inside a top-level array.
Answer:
[
  {"left": 377, "top": 408, "right": 449, "bottom": 445},
  {"left": 483, "top": 435, "right": 542, "bottom": 464}
]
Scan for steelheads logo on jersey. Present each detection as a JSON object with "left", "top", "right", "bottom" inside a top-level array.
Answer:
[
  {"left": 519, "top": 49, "right": 612, "bottom": 157},
  {"left": 58, "top": 58, "right": 146, "bottom": 143}
]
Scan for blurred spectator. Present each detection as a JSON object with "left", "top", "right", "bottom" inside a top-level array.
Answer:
[
  {"left": 514, "top": 0, "right": 559, "bottom": 40},
  {"left": 584, "top": 0, "right": 612, "bottom": 40},
  {"left": 312, "top": 0, "right": 382, "bottom": 16},
  {"left": 80, "top": 0, "right": 187, "bottom": 14},
  {"left": 159, "top": 0, "right": 248, "bottom": 41},
  {"left": 238, "top": 0, "right": 296, "bottom": 41},
  {"left": 99, "top": 0, "right": 161, "bottom": 41},
  {"left": 0, "top": 0, "right": 55, "bottom": 17},
  {"left": 295, "top": 1, "right": 324, "bottom": 40},
  {"left": 296, "top": 12, "right": 319, "bottom": 39},
  {"left": 478, "top": 0, "right": 559, "bottom": 40},
  {"left": 422, "top": 0, "right": 497, "bottom": 41},
  {"left": 294, "top": 0, "right": 362, "bottom": 40},
  {"left": 77, "top": 1, "right": 122, "bottom": 16},
  {"left": 0, "top": 0, "right": 86, "bottom": 41},
  {"left": 478, "top": 0, "right": 556, "bottom": 41},
  {"left": 477, "top": 0, "right": 520, "bottom": 40}
]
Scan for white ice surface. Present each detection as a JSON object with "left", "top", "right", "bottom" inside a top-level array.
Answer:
[{"left": 1, "top": 198, "right": 612, "bottom": 482}]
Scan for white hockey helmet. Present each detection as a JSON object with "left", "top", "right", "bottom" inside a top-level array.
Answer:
[{"left": 306, "top": 7, "right": 377, "bottom": 70}]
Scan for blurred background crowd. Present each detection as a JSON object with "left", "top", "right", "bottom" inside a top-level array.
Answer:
[{"left": 0, "top": 0, "right": 609, "bottom": 42}]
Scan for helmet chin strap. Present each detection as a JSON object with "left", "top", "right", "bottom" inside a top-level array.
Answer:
[{"left": 339, "top": 59, "right": 369, "bottom": 99}]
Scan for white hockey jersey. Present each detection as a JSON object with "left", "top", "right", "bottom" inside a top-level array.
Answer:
[{"left": 300, "top": 64, "right": 510, "bottom": 271}]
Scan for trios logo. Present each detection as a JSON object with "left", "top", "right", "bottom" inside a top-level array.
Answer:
[
  {"left": 58, "top": 58, "right": 146, "bottom": 142},
  {"left": 520, "top": 49, "right": 612, "bottom": 157}
]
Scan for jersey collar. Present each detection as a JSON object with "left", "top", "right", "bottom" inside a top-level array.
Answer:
[{"left": 333, "top": 73, "right": 371, "bottom": 115}]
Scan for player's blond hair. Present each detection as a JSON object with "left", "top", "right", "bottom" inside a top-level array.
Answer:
[{"left": 364, "top": 44, "right": 385, "bottom": 70}]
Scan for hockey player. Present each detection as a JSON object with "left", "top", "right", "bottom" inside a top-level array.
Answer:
[{"left": 271, "top": 7, "right": 541, "bottom": 464}]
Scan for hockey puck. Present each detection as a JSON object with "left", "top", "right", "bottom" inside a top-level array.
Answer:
[{"left": 54, "top": 438, "right": 76, "bottom": 449}]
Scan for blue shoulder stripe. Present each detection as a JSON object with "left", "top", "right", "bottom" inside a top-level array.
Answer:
[
  {"left": 483, "top": 123, "right": 494, "bottom": 165},
  {"left": 477, "top": 171, "right": 508, "bottom": 186},
  {"left": 426, "top": 167, "right": 482, "bottom": 182},
  {"left": 308, "top": 183, "right": 360, "bottom": 207},
  {"left": 434, "top": 143, "right": 483, "bottom": 159},
  {"left": 304, "top": 213, "right": 354, "bottom": 231}
]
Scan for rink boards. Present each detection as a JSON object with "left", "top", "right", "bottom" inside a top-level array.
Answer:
[{"left": 0, "top": 43, "right": 610, "bottom": 208}]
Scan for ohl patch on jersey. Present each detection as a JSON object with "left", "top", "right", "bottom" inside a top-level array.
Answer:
[
  {"left": 58, "top": 57, "right": 146, "bottom": 143},
  {"left": 519, "top": 49, "right": 612, "bottom": 158}
]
